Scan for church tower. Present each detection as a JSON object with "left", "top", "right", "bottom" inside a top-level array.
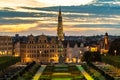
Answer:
[
  {"left": 57, "top": 6, "right": 64, "bottom": 41},
  {"left": 57, "top": 7, "right": 65, "bottom": 63},
  {"left": 103, "top": 32, "right": 109, "bottom": 53},
  {"left": 104, "top": 32, "right": 109, "bottom": 50}
]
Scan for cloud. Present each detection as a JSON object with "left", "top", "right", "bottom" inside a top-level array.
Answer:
[
  {"left": 0, "top": 18, "right": 38, "bottom": 25},
  {"left": 36, "top": 0, "right": 96, "bottom": 6}
]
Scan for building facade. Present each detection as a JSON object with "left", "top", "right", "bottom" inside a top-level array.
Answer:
[
  {"left": 65, "top": 41, "right": 87, "bottom": 63},
  {"left": 19, "top": 34, "right": 59, "bottom": 63}
]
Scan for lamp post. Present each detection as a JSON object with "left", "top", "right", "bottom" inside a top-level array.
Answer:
[
  {"left": 114, "top": 50, "right": 117, "bottom": 56},
  {"left": 79, "top": 50, "right": 82, "bottom": 63},
  {"left": 80, "top": 50, "right": 82, "bottom": 54},
  {"left": 39, "top": 51, "right": 42, "bottom": 63}
]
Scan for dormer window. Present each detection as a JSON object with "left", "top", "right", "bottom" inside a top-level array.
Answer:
[
  {"left": 28, "top": 34, "right": 35, "bottom": 44},
  {"left": 38, "top": 35, "right": 47, "bottom": 43}
]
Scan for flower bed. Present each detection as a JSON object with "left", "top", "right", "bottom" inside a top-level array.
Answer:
[{"left": 10, "top": 61, "right": 41, "bottom": 80}]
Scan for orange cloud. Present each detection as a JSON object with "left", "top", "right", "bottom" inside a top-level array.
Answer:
[{"left": 0, "top": 23, "right": 37, "bottom": 32}]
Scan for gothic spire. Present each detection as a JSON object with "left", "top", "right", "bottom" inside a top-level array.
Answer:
[{"left": 59, "top": 6, "right": 61, "bottom": 16}]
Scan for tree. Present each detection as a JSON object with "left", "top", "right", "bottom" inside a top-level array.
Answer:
[
  {"left": 82, "top": 51, "right": 101, "bottom": 62},
  {"left": 109, "top": 38, "right": 120, "bottom": 55}
]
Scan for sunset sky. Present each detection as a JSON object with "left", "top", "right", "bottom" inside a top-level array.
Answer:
[{"left": 0, "top": 0, "right": 120, "bottom": 36}]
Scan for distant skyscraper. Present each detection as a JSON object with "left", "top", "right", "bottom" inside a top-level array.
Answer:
[{"left": 57, "top": 6, "right": 64, "bottom": 41}]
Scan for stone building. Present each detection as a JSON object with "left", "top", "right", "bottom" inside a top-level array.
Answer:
[{"left": 18, "top": 34, "right": 59, "bottom": 63}]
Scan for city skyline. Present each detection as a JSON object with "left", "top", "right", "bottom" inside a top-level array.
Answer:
[{"left": 0, "top": 0, "right": 120, "bottom": 36}]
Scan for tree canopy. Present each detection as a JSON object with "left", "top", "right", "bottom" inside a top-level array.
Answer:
[{"left": 109, "top": 38, "right": 120, "bottom": 55}]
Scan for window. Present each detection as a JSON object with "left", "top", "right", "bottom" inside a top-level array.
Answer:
[
  {"left": 42, "top": 45, "right": 44, "bottom": 48},
  {"left": 37, "top": 46, "right": 39, "bottom": 48},
  {"left": 52, "top": 46, "right": 54, "bottom": 48},
  {"left": 44, "top": 40, "right": 46, "bottom": 43}
]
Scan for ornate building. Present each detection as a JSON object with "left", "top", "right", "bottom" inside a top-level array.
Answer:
[{"left": 19, "top": 34, "right": 59, "bottom": 63}]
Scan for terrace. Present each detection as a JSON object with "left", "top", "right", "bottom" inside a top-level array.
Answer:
[
  {"left": 0, "top": 63, "right": 26, "bottom": 80},
  {"left": 93, "top": 62, "right": 120, "bottom": 80}
]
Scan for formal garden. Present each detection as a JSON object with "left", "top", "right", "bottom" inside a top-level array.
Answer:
[
  {"left": 0, "top": 52, "right": 120, "bottom": 80},
  {"left": 39, "top": 64, "right": 86, "bottom": 80}
]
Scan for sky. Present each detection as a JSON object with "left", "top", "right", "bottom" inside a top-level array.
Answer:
[{"left": 0, "top": 0, "right": 120, "bottom": 36}]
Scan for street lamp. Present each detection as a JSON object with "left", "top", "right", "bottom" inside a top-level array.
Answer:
[
  {"left": 79, "top": 50, "right": 82, "bottom": 63},
  {"left": 114, "top": 50, "right": 117, "bottom": 56},
  {"left": 86, "top": 46, "right": 89, "bottom": 51},
  {"left": 39, "top": 51, "right": 42, "bottom": 63},
  {"left": 39, "top": 51, "right": 42, "bottom": 55},
  {"left": 80, "top": 50, "right": 82, "bottom": 54}
]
